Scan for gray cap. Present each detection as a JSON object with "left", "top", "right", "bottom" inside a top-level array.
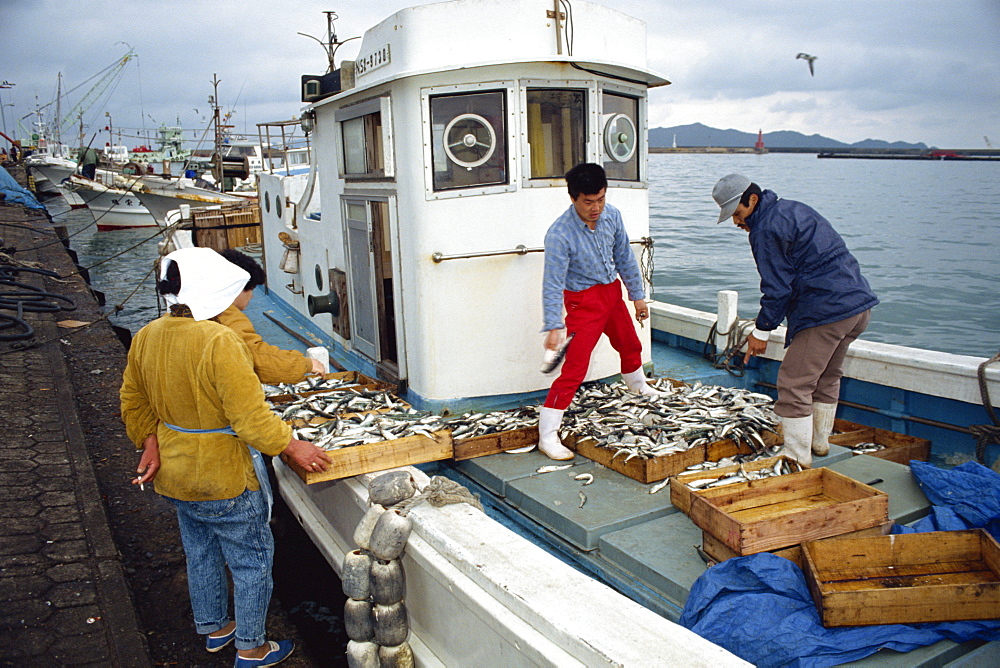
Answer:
[{"left": 712, "top": 173, "right": 752, "bottom": 223}]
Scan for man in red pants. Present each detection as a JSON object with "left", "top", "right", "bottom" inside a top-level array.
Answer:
[{"left": 537, "top": 163, "right": 666, "bottom": 460}]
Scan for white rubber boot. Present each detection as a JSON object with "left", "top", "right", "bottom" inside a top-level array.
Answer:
[
  {"left": 779, "top": 415, "right": 813, "bottom": 466},
  {"left": 812, "top": 402, "right": 837, "bottom": 457},
  {"left": 622, "top": 368, "right": 671, "bottom": 399},
  {"left": 537, "top": 407, "right": 573, "bottom": 461}
]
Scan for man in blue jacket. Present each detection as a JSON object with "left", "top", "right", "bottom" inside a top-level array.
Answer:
[{"left": 712, "top": 174, "right": 878, "bottom": 464}]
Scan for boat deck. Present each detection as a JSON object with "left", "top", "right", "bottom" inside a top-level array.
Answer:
[{"left": 247, "top": 287, "right": 996, "bottom": 666}]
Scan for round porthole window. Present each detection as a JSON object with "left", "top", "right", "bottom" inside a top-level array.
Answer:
[
  {"left": 603, "top": 113, "right": 637, "bottom": 162},
  {"left": 264, "top": 192, "right": 270, "bottom": 213},
  {"left": 315, "top": 264, "right": 323, "bottom": 290},
  {"left": 443, "top": 113, "right": 497, "bottom": 169},
  {"left": 276, "top": 196, "right": 283, "bottom": 218}
]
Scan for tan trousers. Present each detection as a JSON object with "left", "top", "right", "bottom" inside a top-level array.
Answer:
[{"left": 775, "top": 310, "right": 871, "bottom": 418}]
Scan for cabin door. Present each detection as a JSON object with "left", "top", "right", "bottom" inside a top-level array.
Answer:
[{"left": 344, "top": 197, "right": 399, "bottom": 379}]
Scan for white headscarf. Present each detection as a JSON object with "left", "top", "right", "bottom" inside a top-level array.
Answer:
[{"left": 159, "top": 247, "right": 249, "bottom": 321}]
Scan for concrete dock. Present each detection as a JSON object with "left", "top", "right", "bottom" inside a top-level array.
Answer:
[{"left": 1, "top": 166, "right": 149, "bottom": 665}]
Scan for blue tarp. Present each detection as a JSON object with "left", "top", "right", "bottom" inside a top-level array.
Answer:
[
  {"left": 892, "top": 460, "right": 1000, "bottom": 541},
  {"left": 0, "top": 164, "right": 45, "bottom": 210},
  {"left": 680, "top": 461, "right": 1000, "bottom": 667}
]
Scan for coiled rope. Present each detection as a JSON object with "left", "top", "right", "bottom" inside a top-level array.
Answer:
[
  {"left": 970, "top": 350, "right": 1000, "bottom": 465},
  {"left": 395, "top": 475, "right": 483, "bottom": 516},
  {"left": 703, "top": 317, "right": 757, "bottom": 377}
]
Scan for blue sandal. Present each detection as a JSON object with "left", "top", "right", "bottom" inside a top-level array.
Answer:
[
  {"left": 206, "top": 626, "right": 236, "bottom": 652},
  {"left": 234, "top": 640, "right": 294, "bottom": 667}
]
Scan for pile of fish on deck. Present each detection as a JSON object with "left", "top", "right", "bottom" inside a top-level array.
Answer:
[
  {"left": 565, "top": 379, "right": 779, "bottom": 463},
  {"left": 264, "top": 376, "right": 790, "bottom": 487}
]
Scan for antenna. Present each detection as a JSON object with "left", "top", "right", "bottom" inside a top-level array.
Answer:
[{"left": 298, "top": 11, "right": 361, "bottom": 73}]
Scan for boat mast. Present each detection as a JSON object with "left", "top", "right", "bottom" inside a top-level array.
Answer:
[
  {"left": 211, "top": 74, "right": 222, "bottom": 163},
  {"left": 54, "top": 73, "right": 62, "bottom": 153},
  {"left": 297, "top": 11, "right": 359, "bottom": 74}
]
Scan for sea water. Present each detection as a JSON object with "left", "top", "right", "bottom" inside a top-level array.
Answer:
[
  {"left": 48, "top": 152, "right": 999, "bottom": 357},
  {"left": 648, "top": 152, "right": 1000, "bottom": 357}
]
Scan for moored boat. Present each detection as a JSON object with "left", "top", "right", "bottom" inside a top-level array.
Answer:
[
  {"left": 134, "top": 176, "right": 250, "bottom": 226},
  {"left": 66, "top": 173, "right": 158, "bottom": 230},
  {"left": 25, "top": 154, "right": 87, "bottom": 208}
]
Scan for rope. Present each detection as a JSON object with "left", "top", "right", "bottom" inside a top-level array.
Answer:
[
  {"left": 395, "top": 475, "right": 483, "bottom": 516},
  {"left": 971, "top": 350, "right": 1000, "bottom": 465},
  {"left": 638, "top": 236, "right": 654, "bottom": 296},
  {"left": 703, "top": 317, "right": 757, "bottom": 377}
]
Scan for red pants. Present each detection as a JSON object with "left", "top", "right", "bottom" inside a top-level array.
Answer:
[{"left": 544, "top": 280, "right": 643, "bottom": 409}]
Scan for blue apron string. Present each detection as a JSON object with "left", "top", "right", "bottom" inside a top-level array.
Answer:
[{"left": 161, "top": 422, "right": 273, "bottom": 519}]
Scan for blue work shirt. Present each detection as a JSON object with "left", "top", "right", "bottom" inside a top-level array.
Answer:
[
  {"left": 748, "top": 190, "right": 879, "bottom": 345},
  {"left": 542, "top": 202, "right": 645, "bottom": 331}
]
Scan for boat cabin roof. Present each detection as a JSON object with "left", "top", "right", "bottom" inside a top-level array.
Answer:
[{"left": 313, "top": 0, "right": 668, "bottom": 109}]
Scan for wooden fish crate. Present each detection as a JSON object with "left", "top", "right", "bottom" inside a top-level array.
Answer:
[
  {"left": 688, "top": 467, "right": 889, "bottom": 555},
  {"left": 452, "top": 427, "right": 539, "bottom": 461},
  {"left": 670, "top": 455, "right": 807, "bottom": 515},
  {"left": 705, "top": 428, "right": 783, "bottom": 462},
  {"left": 190, "top": 202, "right": 262, "bottom": 251},
  {"left": 829, "top": 418, "right": 931, "bottom": 464},
  {"left": 801, "top": 529, "right": 1000, "bottom": 627},
  {"left": 284, "top": 399, "right": 412, "bottom": 427},
  {"left": 701, "top": 521, "right": 893, "bottom": 569},
  {"left": 569, "top": 434, "right": 707, "bottom": 484},
  {"left": 266, "top": 371, "right": 395, "bottom": 405},
  {"left": 281, "top": 429, "right": 453, "bottom": 484}
]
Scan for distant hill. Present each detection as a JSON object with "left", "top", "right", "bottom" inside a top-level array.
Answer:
[{"left": 650, "top": 123, "right": 928, "bottom": 150}]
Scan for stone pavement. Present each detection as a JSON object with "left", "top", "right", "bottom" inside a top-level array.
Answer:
[{"left": 0, "top": 165, "right": 150, "bottom": 666}]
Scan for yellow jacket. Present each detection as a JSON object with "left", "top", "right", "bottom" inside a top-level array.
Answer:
[
  {"left": 120, "top": 314, "right": 292, "bottom": 501},
  {"left": 215, "top": 304, "right": 312, "bottom": 384}
]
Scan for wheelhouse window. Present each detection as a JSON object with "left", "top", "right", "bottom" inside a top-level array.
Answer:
[
  {"left": 602, "top": 92, "right": 640, "bottom": 181},
  {"left": 342, "top": 113, "right": 383, "bottom": 176},
  {"left": 336, "top": 97, "right": 392, "bottom": 180},
  {"left": 430, "top": 90, "right": 507, "bottom": 191},
  {"left": 526, "top": 88, "right": 586, "bottom": 179}
]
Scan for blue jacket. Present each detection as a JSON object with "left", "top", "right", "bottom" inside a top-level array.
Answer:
[{"left": 748, "top": 190, "right": 878, "bottom": 345}]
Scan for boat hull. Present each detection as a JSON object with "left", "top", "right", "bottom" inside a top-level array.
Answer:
[
  {"left": 273, "top": 458, "right": 748, "bottom": 667},
  {"left": 68, "top": 178, "right": 158, "bottom": 230},
  {"left": 136, "top": 187, "right": 248, "bottom": 226},
  {"left": 29, "top": 161, "right": 88, "bottom": 208}
]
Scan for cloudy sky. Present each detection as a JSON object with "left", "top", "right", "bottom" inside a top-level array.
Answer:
[{"left": 2, "top": 0, "right": 998, "bottom": 149}]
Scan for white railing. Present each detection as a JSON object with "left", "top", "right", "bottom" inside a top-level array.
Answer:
[{"left": 649, "top": 293, "right": 1000, "bottom": 408}]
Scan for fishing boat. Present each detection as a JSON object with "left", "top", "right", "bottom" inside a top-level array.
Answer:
[
  {"left": 24, "top": 153, "right": 87, "bottom": 209},
  {"left": 234, "top": 1, "right": 999, "bottom": 664},
  {"left": 124, "top": 124, "right": 194, "bottom": 176},
  {"left": 66, "top": 172, "right": 159, "bottom": 230},
  {"left": 133, "top": 175, "right": 250, "bottom": 226}
]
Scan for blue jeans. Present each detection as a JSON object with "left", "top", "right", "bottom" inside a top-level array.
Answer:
[{"left": 168, "top": 488, "right": 273, "bottom": 650}]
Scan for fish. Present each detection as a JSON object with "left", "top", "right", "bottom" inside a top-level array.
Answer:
[
  {"left": 648, "top": 479, "right": 670, "bottom": 494},
  {"left": 541, "top": 332, "right": 575, "bottom": 374},
  {"left": 707, "top": 474, "right": 748, "bottom": 487},
  {"left": 562, "top": 379, "right": 778, "bottom": 461},
  {"left": 574, "top": 473, "right": 595, "bottom": 485},
  {"left": 578, "top": 491, "right": 587, "bottom": 508},
  {"left": 849, "top": 441, "right": 885, "bottom": 453},
  {"left": 536, "top": 464, "right": 574, "bottom": 474},
  {"left": 685, "top": 478, "right": 719, "bottom": 490}
]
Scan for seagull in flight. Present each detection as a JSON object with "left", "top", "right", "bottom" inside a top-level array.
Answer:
[{"left": 796, "top": 53, "right": 817, "bottom": 76}]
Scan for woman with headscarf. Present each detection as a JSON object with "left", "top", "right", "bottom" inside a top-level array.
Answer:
[{"left": 120, "top": 247, "right": 331, "bottom": 667}]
